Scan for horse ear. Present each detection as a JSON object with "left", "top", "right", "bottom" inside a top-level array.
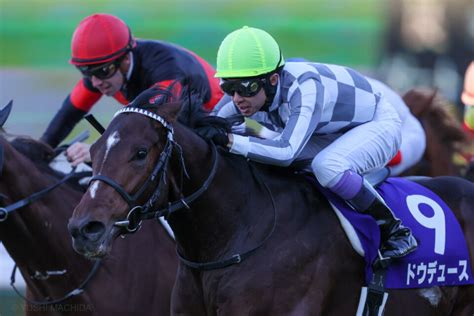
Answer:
[
  {"left": 403, "top": 88, "right": 433, "bottom": 117},
  {"left": 0, "top": 100, "right": 13, "bottom": 128},
  {"left": 427, "top": 88, "right": 438, "bottom": 106},
  {"left": 158, "top": 101, "right": 183, "bottom": 122}
]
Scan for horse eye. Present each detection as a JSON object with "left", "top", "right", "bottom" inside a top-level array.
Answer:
[{"left": 135, "top": 149, "right": 148, "bottom": 160}]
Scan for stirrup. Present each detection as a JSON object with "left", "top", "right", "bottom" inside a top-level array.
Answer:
[
  {"left": 381, "top": 231, "right": 418, "bottom": 259},
  {"left": 373, "top": 250, "right": 392, "bottom": 270}
]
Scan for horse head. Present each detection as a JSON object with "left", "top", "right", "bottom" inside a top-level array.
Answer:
[
  {"left": 68, "top": 87, "right": 186, "bottom": 258},
  {"left": 0, "top": 98, "right": 177, "bottom": 312}
]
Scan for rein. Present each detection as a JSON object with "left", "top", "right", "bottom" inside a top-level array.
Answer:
[
  {"left": 10, "top": 259, "right": 101, "bottom": 306},
  {"left": 0, "top": 168, "right": 81, "bottom": 222},
  {"left": 0, "top": 131, "right": 93, "bottom": 222},
  {"left": 176, "top": 162, "right": 278, "bottom": 271},
  {"left": 0, "top": 142, "right": 4, "bottom": 175}
]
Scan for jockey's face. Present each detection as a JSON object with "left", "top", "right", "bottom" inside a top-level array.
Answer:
[
  {"left": 229, "top": 73, "right": 279, "bottom": 117},
  {"left": 89, "top": 55, "right": 131, "bottom": 97}
]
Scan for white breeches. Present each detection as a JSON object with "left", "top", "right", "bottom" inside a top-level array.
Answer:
[
  {"left": 389, "top": 112, "right": 426, "bottom": 176},
  {"left": 311, "top": 98, "right": 402, "bottom": 187}
]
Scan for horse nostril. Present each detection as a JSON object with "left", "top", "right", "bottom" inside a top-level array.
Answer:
[
  {"left": 81, "top": 221, "right": 106, "bottom": 242},
  {"left": 69, "top": 225, "right": 81, "bottom": 239}
]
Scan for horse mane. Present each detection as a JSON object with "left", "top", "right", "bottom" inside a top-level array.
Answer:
[
  {"left": 218, "top": 148, "right": 304, "bottom": 176},
  {"left": 10, "top": 136, "right": 54, "bottom": 164},
  {"left": 217, "top": 148, "right": 325, "bottom": 202},
  {"left": 129, "top": 83, "right": 210, "bottom": 127}
]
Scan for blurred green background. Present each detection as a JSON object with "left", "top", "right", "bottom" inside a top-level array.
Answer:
[
  {"left": 0, "top": 0, "right": 385, "bottom": 69},
  {"left": 0, "top": 0, "right": 388, "bottom": 145}
]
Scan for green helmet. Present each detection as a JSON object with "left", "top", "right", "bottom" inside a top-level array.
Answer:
[{"left": 215, "top": 26, "right": 285, "bottom": 78}]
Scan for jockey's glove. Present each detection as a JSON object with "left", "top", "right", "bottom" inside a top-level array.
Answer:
[
  {"left": 195, "top": 125, "right": 229, "bottom": 147},
  {"left": 194, "top": 115, "right": 232, "bottom": 147}
]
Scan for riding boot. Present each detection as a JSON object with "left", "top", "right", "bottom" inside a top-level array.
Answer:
[{"left": 347, "top": 180, "right": 418, "bottom": 259}]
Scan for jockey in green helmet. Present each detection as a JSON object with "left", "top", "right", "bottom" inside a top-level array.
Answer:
[{"left": 196, "top": 26, "right": 418, "bottom": 263}]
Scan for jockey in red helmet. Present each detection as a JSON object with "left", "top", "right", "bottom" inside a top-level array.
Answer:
[{"left": 41, "top": 13, "right": 223, "bottom": 166}]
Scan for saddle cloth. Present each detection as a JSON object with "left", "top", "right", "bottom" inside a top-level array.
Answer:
[{"left": 319, "top": 177, "right": 474, "bottom": 289}]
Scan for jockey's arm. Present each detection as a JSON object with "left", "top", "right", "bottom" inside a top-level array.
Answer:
[
  {"left": 228, "top": 79, "right": 321, "bottom": 166},
  {"left": 41, "top": 79, "right": 101, "bottom": 148}
]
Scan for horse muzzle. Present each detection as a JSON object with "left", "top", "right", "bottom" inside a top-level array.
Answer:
[{"left": 68, "top": 219, "right": 109, "bottom": 258}]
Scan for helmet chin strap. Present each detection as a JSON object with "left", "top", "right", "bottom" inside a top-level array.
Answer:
[
  {"left": 120, "top": 72, "right": 128, "bottom": 91},
  {"left": 120, "top": 51, "right": 134, "bottom": 91},
  {"left": 261, "top": 74, "right": 278, "bottom": 111}
]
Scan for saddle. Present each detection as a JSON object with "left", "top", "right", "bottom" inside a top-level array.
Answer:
[{"left": 49, "top": 152, "right": 93, "bottom": 188}]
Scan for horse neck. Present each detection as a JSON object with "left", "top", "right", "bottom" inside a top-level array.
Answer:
[
  {"left": 0, "top": 142, "right": 91, "bottom": 294},
  {"left": 168, "top": 127, "right": 274, "bottom": 261},
  {"left": 424, "top": 129, "right": 460, "bottom": 176}
]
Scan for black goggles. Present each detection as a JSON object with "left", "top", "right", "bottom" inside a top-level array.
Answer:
[
  {"left": 77, "top": 59, "right": 121, "bottom": 80},
  {"left": 220, "top": 78, "right": 265, "bottom": 97}
]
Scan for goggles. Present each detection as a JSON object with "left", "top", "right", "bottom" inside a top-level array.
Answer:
[
  {"left": 220, "top": 78, "right": 265, "bottom": 97},
  {"left": 77, "top": 59, "right": 121, "bottom": 80}
]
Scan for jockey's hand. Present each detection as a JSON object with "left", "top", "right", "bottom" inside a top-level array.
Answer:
[
  {"left": 195, "top": 125, "right": 229, "bottom": 147},
  {"left": 66, "top": 142, "right": 92, "bottom": 167}
]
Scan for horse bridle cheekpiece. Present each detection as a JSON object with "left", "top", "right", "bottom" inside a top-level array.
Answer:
[
  {"left": 88, "top": 106, "right": 219, "bottom": 234},
  {"left": 88, "top": 107, "right": 175, "bottom": 233}
]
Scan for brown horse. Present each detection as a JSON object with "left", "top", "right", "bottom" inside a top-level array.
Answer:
[
  {"left": 0, "top": 110, "right": 177, "bottom": 314},
  {"left": 68, "top": 88, "right": 474, "bottom": 315},
  {"left": 402, "top": 88, "right": 472, "bottom": 178}
]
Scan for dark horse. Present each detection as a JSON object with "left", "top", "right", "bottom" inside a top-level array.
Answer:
[
  {"left": 402, "top": 88, "right": 472, "bottom": 178},
  {"left": 0, "top": 104, "right": 177, "bottom": 315},
  {"left": 68, "top": 91, "right": 474, "bottom": 315}
]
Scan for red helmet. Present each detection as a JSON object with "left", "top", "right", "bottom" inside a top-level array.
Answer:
[{"left": 70, "top": 14, "right": 135, "bottom": 66}]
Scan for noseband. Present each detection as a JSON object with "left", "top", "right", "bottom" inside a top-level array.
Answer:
[{"left": 88, "top": 107, "right": 219, "bottom": 233}]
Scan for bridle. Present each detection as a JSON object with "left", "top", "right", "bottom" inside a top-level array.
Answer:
[
  {"left": 89, "top": 107, "right": 219, "bottom": 233},
  {"left": 89, "top": 106, "right": 277, "bottom": 271},
  {"left": 9, "top": 259, "right": 101, "bottom": 306}
]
